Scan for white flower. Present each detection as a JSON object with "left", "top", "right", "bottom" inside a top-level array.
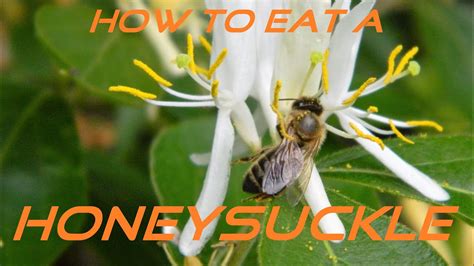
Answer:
[
  {"left": 267, "top": 0, "right": 449, "bottom": 241},
  {"left": 116, "top": 0, "right": 206, "bottom": 76},
  {"left": 109, "top": 0, "right": 284, "bottom": 256}
]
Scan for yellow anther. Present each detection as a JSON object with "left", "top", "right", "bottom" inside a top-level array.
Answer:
[
  {"left": 406, "top": 120, "right": 444, "bottom": 132},
  {"left": 384, "top": 45, "right": 403, "bottom": 84},
  {"left": 394, "top": 46, "right": 419, "bottom": 76},
  {"left": 349, "top": 122, "right": 385, "bottom": 150},
  {"left": 272, "top": 80, "right": 294, "bottom": 141},
  {"left": 342, "top": 77, "right": 377, "bottom": 106},
  {"left": 133, "top": 59, "right": 173, "bottom": 87},
  {"left": 109, "top": 86, "right": 157, "bottom": 100},
  {"left": 272, "top": 80, "right": 282, "bottom": 109},
  {"left": 196, "top": 65, "right": 209, "bottom": 76},
  {"left": 321, "top": 49, "right": 330, "bottom": 93},
  {"left": 199, "top": 35, "right": 212, "bottom": 54},
  {"left": 207, "top": 48, "right": 228, "bottom": 79},
  {"left": 389, "top": 120, "right": 414, "bottom": 145},
  {"left": 408, "top": 61, "right": 421, "bottom": 76},
  {"left": 187, "top": 33, "right": 196, "bottom": 73},
  {"left": 367, "top": 106, "right": 379, "bottom": 113},
  {"left": 211, "top": 80, "right": 219, "bottom": 98}
]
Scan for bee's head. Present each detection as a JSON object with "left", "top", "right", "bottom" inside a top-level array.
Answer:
[{"left": 292, "top": 97, "right": 323, "bottom": 115}]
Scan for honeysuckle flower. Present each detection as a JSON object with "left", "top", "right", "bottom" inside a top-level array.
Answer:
[
  {"left": 109, "top": 0, "right": 285, "bottom": 256},
  {"left": 267, "top": 0, "right": 449, "bottom": 240},
  {"left": 116, "top": 0, "right": 206, "bottom": 76}
]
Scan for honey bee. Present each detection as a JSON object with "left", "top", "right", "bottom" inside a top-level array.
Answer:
[{"left": 242, "top": 97, "right": 326, "bottom": 205}]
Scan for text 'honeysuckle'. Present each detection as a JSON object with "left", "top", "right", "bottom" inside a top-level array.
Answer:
[{"left": 108, "top": 0, "right": 450, "bottom": 258}]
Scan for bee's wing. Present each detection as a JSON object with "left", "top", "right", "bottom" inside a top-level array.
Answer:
[
  {"left": 261, "top": 139, "right": 304, "bottom": 195},
  {"left": 285, "top": 136, "right": 324, "bottom": 206},
  {"left": 285, "top": 159, "right": 314, "bottom": 206}
]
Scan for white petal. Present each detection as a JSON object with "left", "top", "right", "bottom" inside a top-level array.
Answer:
[
  {"left": 190, "top": 133, "right": 252, "bottom": 166},
  {"left": 332, "top": 0, "right": 352, "bottom": 12},
  {"left": 163, "top": 220, "right": 181, "bottom": 246},
  {"left": 208, "top": 0, "right": 257, "bottom": 103},
  {"left": 179, "top": 110, "right": 235, "bottom": 256},
  {"left": 252, "top": 0, "right": 283, "bottom": 138},
  {"left": 338, "top": 114, "right": 450, "bottom": 201},
  {"left": 305, "top": 165, "right": 346, "bottom": 242},
  {"left": 273, "top": 0, "right": 332, "bottom": 108},
  {"left": 321, "top": 0, "right": 375, "bottom": 107},
  {"left": 231, "top": 102, "right": 262, "bottom": 151},
  {"left": 189, "top": 152, "right": 212, "bottom": 166}
]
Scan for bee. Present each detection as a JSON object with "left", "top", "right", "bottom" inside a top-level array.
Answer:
[{"left": 242, "top": 97, "right": 326, "bottom": 205}]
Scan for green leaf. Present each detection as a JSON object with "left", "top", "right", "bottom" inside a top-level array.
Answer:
[
  {"left": 82, "top": 151, "right": 168, "bottom": 265},
  {"left": 0, "top": 83, "right": 87, "bottom": 265},
  {"left": 258, "top": 192, "right": 446, "bottom": 265},
  {"left": 411, "top": 0, "right": 471, "bottom": 131},
  {"left": 316, "top": 135, "right": 473, "bottom": 225},
  {"left": 35, "top": 4, "right": 163, "bottom": 104},
  {"left": 150, "top": 116, "right": 252, "bottom": 259}
]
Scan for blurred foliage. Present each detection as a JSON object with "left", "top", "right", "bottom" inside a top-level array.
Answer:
[{"left": 0, "top": 0, "right": 472, "bottom": 265}]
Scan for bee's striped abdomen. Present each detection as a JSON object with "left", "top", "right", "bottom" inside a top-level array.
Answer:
[{"left": 242, "top": 151, "right": 273, "bottom": 194}]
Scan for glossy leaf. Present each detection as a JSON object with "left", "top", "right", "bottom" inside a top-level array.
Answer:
[
  {"left": 82, "top": 151, "right": 168, "bottom": 265},
  {"left": 316, "top": 135, "right": 473, "bottom": 225},
  {"left": 150, "top": 116, "right": 252, "bottom": 259},
  {"left": 258, "top": 192, "right": 446, "bottom": 265},
  {"left": 35, "top": 5, "right": 163, "bottom": 104}
]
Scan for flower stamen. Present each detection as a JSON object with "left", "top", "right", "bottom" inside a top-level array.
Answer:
[
  {"left": 408, "top": 61, "right": 421, "bottom": 76},
  {"left": 367, "top": 106, "right": 379, "bottom": 113},
  {"left": 300, "top": 51, "right": 323, "bottom": 97},
  {"left": 108, "top": 85, "right": 157, "bottom": 100},
  {"left": 349, "top": 122, "right": 385, "bottom": 149},
  {"left": 211, "top": 80, "right": 219, "bottom": 98},
  {"left": 342, "top": 77, "right": 377, "bottom": 106},
  {"left": 199, "top": 35, "right": 212, "bottom": 54},
  {"left": 196, "top": 65, "right": 210, "bottom": 76},
  {"left": 207, "top": 48, "right": 228, "bottom": 79},
  {"left": 406, "top": 120, "right": 444, "bottom": 132},
  {"left": 384, "top": 45, "right": 403, "bottom": 84},
  {"left": 321, "top": 49, "right": 330, "bottom": 94},
  {"left": 187, "top": 33, "right": 196, "bottom": 73},
  {"left": 394, "top": 46, "right": 419, "bottom": 76},
  {"left": 133, "top": 59, "right": 173, "bottom": 87},
  {"left": 176, "top": 54, "right": 191, "bottom": 69},
  {"left": 389, "top": 120, "right": 414, "bottom": 144},
  {"left": 272, "top": 80, "right": 295, "bottom": 141}
]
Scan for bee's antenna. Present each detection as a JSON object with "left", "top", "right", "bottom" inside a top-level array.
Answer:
[{"left": 278, "top": 98, "right": 297, "bottom": 101}]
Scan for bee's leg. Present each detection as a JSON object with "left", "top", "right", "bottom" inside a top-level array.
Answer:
[
  {"left": 271, "top": 80, "right": 295, "bottom": 141},
  {"left": 241, "top": 193, "right": 273, "bottom": 203},
  {"left": 255, "top": 193, "right": 274, "bottom": 202},
  {"left": 232, "top": 148, "right": 268, "bottom": 164},
  {"left": 276, "top": 124, "right": 284, "bottom": 139},
  {"left": 209, "top": 241, "right": 236, "bottom": 266},
  {"left": 274, "top": 189, "right": 287, "bottom": 198},
  {"left": 233, "top": 154, "right": 259, "bottom": 164}
]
